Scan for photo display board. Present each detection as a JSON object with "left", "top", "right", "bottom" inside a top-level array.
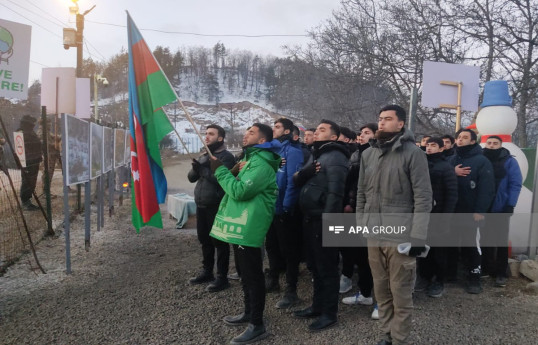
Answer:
[
  {"left": 114, "top": 129, "right": 125, "bottom": 168},
  {"left": 103, "top": 127, "right": 114, "bottom": 173},
  {"left": 65, "top": 114, "right": 90, "bottom": 186},
  {"left": 90, "top": 122, "right": 103, "bottom": 179},
  {"left": 124, "top": 129, "right": 131, "bottom": 165}
]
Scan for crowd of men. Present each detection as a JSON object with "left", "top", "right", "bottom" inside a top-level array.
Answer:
[{"left": 187, "top": 104, "right": 522, "bottom": 345}]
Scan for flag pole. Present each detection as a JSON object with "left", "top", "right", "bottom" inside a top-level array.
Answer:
[
  {"left": 171, "top": 122, "right": 195, "bottom": 159},
  {"left": 126, "top": 11, "right": 214, "bottom": 159}
]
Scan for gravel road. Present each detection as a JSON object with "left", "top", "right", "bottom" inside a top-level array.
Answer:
[{"left": 1, "top": 156, "right": 537, "bottom": 345}]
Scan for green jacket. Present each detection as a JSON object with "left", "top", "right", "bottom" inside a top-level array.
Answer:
[{"left": 210, "top": 144, "right": 280, "bottom": 248}]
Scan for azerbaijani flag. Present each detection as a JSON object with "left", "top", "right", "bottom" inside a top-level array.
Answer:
[{"left": 127, "top": 13, "right": 176, "bottom": 231}]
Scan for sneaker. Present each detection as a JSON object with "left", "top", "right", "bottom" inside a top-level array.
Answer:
[
  {"left": 495, "top": 276, "right": 507, "bottom": 287},
  {"left": 426, "top": 281, "right": 444, "bottom": 298},
  {"left": 276, "top": 292, "right": 299, "bottom": 309},
  {"left": 414, "top": 276, "right": 429, "bottom": 292},
  {"left": 189, "top": 270, "right": 214, "bottom": 285},
  {"left": 339, "top": 274, "right": 352, "bottom": 294},
  {"left": 228, "top": 272, "right": 241, "bottom": 280},
  {"left": 371, "top": 304, "right": 379, "bottom": 320},
  {"left": 342, "top": 292, "right": 373, "bottom": 306}
]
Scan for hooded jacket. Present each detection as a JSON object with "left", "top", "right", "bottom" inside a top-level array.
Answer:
[
  {"left": 448, "top": 143, "right": 495, "bottom": 213},
  {"left": 275, "top": 138, "right": 304, "bottom": 214},
  {"left": 210, "top": 142, "right": 281, "bottom": 247},
  {"left": 187, "top": 143, "right": 235, "bottom": 207},
  {"left": 356, "top": 128, "right": 432, "bottom": 242},
  {"left": 484, "top": 147, "right": 522, "bottom": 213},
  {"left": 297, "top": 141, "right": 350, "bottom": 217}
]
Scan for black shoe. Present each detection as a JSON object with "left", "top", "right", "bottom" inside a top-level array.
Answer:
[
  {"left": 189, "top": 270, "right": 214, "bottom": 285},
  {"left": 376, "top": 340, "right": 392, "bottom": 345},
  {"left": 293, "top": 306, "right": 321, "bottom": 319},
  {"left": 308, "top": 314, "right": 337, "bottom": 332},
  {"left": 427, "top": 281, "right": 444, "bottom": 298},
  {"left": 495, "top": 276, "right": 507, "bottom": 287},
  {"left": 276, "top": 291, "right": 299, "bottom": 309},
  {"left": 466, "top": 279, "right": 482, "bottom": 294},
  {"left": 22, "top": 202, "right": 40, "bottom": 211},
  {"left": 265, "top": 274, "right": 280, "bottom": 293},
  {"left": 230, "top": 323, "right": 269, "bottom": 344},
  {"left": 206, "top": 277, "right": 230, "bottom": 292},
  {"left": 223, "top": 313, "right": 251, "bottom": 326}
]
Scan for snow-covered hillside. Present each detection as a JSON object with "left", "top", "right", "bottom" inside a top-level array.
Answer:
[{"left": 162, "top": 100, "right": 289, "bottom": 154}]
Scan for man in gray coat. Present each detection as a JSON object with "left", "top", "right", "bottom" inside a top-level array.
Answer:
[{"left": 356, "top": 105, "right": 432, "bottom": 345}]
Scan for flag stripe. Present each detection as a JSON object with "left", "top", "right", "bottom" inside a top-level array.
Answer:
[
  {"left": 136, "top": 72, "right": 177, "bottom": 125},
  {"left": 132, "top": 39, "right": 161, "bottom": 86}
]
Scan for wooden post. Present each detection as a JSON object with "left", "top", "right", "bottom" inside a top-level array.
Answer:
[{"left": 439, "top": 80, "right": 463, "bottom": 132}]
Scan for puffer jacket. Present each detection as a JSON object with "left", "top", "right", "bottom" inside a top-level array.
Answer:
[
  {"left": 275, "top": 139, "right": 304, "bottom": 214},
  {"left": 187, "top": 144, "right": 235, "bottom": 207},
  {"left": 485, "top": 147, "right": 522, "bottom": 213},
  {"left": 297, "top": 141, "right": 350, "bottom": 217},
  {"left": 210, "top": 142, "right": 281, "bottom": 248},
  {"left": 448, "top": 143, "right": 495, "bottom": 213},
  {"left": 356, "top": 128, "right": 432, "bottom": 242},
  {"left": 427, "top": 152, "right": 458, "bottom": 213}
]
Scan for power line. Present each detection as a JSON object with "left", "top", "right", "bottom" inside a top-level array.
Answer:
[
  {"left": 3, "top": 1, "right": 106, "bottom": 62},
  {"left": 0, "top": 2, "right": 62, "bottom": 39},
  {"left": 85, "top": 20, "right": 309, "bottom": 38},
  {"left": 6, "top": 0, "right": 63, "bottom": 28},
  {"left": 30, "top": 60, "right": 50, "bottom": 67},
  {"left": 24, "top": 0, "right": 74, "bottom": 28}
]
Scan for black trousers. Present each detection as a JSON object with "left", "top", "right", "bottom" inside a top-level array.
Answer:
[
  {"left": 303, "top": 217, "right": 339, "bottom": 319},
  {"left": 447, "top": 216, "right": 482, "bottom": 279},
  {"left": 419, "top": 247, "right": 447, "bottom": 283},
  {"left": 20, "top": 164, "right": 39, "bottom": 203},
  {"left": 196, "top": 205, "right": 230, "bottom": 277},
  {"left": 266, "top": 214, "right": 302, "bottom": 291},
  {"left": 235, "top": 244, "right": 265, "bottom": 326},
  {"left": 340, "top": 247, "right": 373, "bottom": 297},
  {"left": 482, "top": 214, "right": 511, "bottom": 278}
]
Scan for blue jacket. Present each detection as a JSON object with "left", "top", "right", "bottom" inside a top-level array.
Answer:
[
  {"left": 275, "top": 139, "right": 304, "bottom": 214},
  {"left": 489, "top": 149, "right": 522, "bottom": 212}
]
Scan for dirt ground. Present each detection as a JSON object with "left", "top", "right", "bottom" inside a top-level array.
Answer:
[{"left": 1, "top": 154, "right": 538, "bottom": 345}]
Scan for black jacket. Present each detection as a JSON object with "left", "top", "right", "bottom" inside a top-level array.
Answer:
[
  {"left": 295, "top": 141, "right": 350, "bottom": 217},
  {"left": 427, "top": 152, "right": 458, "bottom": 213},
  {"left": 188, "top": 144, "right": 235, "bottom": 207},
  {"left": 448, "top": 143, "right": 495, "bottom": 213},
  {"left": 18, "top": 127, "right": 42, "bottom": 167},
  {"left": 344, "top": 143, "right": 370, "bottom": 210}
]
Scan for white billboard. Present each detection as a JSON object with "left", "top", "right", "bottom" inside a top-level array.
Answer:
[
  {"left": 421, "top": 61, "right": 480, "bottom": 112},
  {"left": 41, "top": 67, "right": 76, "bottom": 115},
  {"left": 0, "top": 19, "right": 32, "bottom": 100}
]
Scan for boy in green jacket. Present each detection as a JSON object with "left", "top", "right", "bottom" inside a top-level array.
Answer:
[{"left": 209, "top": 123, "right": 280, "bottom": 345}]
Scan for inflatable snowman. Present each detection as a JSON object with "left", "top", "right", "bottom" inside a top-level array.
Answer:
[{"left": 475, "top": 80, "right": 533, "bottom": 253}]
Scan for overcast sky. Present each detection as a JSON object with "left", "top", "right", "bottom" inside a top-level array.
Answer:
[{"left": 1, "top": 0, "right": 341, "bottom": 84}]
